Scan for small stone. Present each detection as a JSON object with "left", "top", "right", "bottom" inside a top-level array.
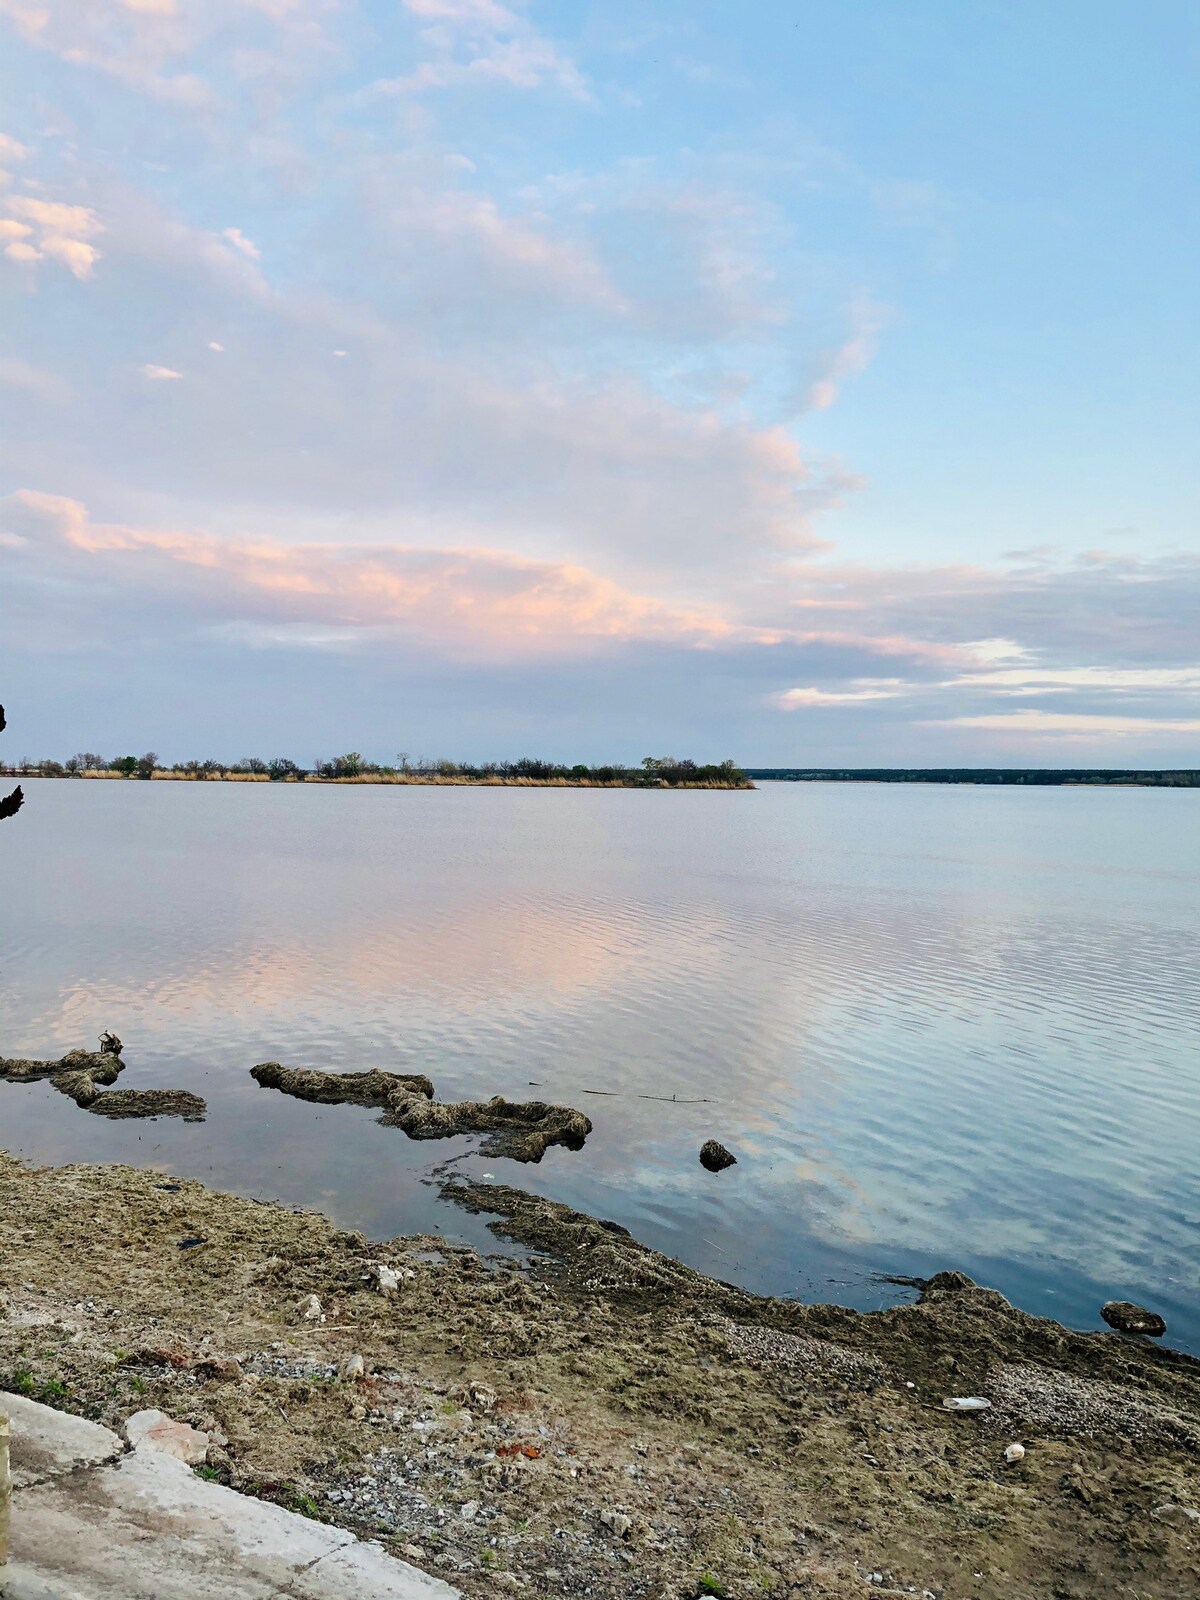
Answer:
[
  {"left": 297, "top": 1293, "right": 325, "bottom": 1323},
  {"left": 1004, "top": 1443, "right": 1026, "bottom": 1464},
  {"left": 125, "top": 1409, "right": 209, "bottom": 1465},
  {"left": 350, "top": 1403, "right": 367, "bottom": 1420},
  {"left": 600, "top": 1509, "right": 633, "bottom": 1538},
  {"left": 338, "top": 1352, "right": 366, "bottom": 1382},
  {"left": 468, "top": 1382, "right": 497, "bottom": 1412},
  {"left": 368, "top": 1263, "right": 414, "bottom": 1295},
  {"left": 1153, "top": 1503, "right": 1200, "bottom": 1525},
  {"left": 460, "top": 1499, "right": 481, "bottom": 1521},
  {"left": 1101, "top": 1300, "right": 1166, "bottom": 1337},
  {"left": 401, "top": 1544, "right": 427, "bottom": 1561},
  {"left": 193, "top": 1356, "right": 243, "bottom": 1383},
  {"left": 942, "top": 1397, "right": 991, "bottom": 1412},
  {"left": 699, "top": 1140, "right": 736, "bottom": 1173}
]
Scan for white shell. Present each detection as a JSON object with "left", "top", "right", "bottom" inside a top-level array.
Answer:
[
  {"left": 942, "top": 1396, "right": 992, "bottom": 1411},
  {"left": 1004, "top": 1443, "right": 1026, "bottom": 1463}
]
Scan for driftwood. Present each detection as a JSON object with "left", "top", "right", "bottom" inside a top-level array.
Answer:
[
  {"left": 0, "top": 1048, "right": 206, "bottom": 1122},
  {"left": 250, "top": 1062, "right": 591, "bottom": 1163}
]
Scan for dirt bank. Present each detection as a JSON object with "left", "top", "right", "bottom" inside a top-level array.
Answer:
[{"left": 1, "top": 1154, "right": 1197, "bottom": 1599}]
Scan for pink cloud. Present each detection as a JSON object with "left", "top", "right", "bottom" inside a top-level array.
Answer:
[
  {"left": 1, "top": 490, "right": 748, "bottom": 655},
  {"left": 2, "top": 490, "right": 963, "bottom": 672}
]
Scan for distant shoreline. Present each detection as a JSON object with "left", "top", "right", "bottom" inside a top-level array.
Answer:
[
  {"left": 4, "top": 769, "right": 754, "bottom": 791},
  {"left": 747, "top": 768, "right": 1200, "bottom": 788}
]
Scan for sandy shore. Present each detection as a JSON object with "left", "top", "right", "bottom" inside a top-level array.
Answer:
[{"left": 1, "top": 1153, "right": 1197, "bottom": 1599}]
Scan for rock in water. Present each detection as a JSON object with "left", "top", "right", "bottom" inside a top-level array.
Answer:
[
  {"left": 699, "top": 1139, "right": 737, "bottom": 1172},
  {"left": 1101, "top": 1300, "right": 1167, "bottom": 1337}
]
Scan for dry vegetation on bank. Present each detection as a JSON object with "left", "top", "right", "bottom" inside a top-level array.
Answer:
[{"left": 3, "top": 755, "right": 753, "bottom": 790}]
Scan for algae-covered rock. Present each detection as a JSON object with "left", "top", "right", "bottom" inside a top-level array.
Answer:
[
  {"left": 0, "top": 1048, "right": 205, "bottom": 1121},
  {"left": 251, "top": 1061, "right": 591, "bottom": 1162},
  {"left": 1102, "top": 1300, "right": 1167, "bottom": 1337}
]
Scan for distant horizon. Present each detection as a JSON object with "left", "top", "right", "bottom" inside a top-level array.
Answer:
[{"left": 4, "top": 752, "right": 1198, "bottom": 779}]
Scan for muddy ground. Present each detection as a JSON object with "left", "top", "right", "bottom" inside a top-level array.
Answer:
[{"left": 1, "top": 1153, "right": 1197, "bottom": 1599}]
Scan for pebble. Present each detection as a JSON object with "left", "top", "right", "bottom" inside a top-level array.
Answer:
[
  {"left": 297, "top": 1294, "right": 324, "bottom": 1323},
  {"left": 599, "top": 1509, "right": 633, "bottom": 1538},
  {"left": 1004, "top": 1443, "right": 1026, "bottom": 1464},
  {"left": 338, "top": 1352, "right": 366, "bottom": 1382}
]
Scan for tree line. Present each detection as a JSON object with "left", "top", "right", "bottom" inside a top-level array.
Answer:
[
  {"left": 747, "top": 767, "right": 1200, "bottom": 787},
  {"left": 2, "top": 752, "right": 752, "bottom": 787}
]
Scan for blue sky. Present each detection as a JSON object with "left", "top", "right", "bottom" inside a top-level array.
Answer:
[{"left": 2, "top": 0, "right": 1198, "bottom": 764}]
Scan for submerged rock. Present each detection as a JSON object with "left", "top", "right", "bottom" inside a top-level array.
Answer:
[
  {"left": 251, "top": 1061, "right": 592, "bottom": 1163},
  {"left": 699, "top": 1139, "right": 737, "bottom": 1172},
  {"left": 1101, "top": 1301, "right": 1167, "bottom": 1337}
]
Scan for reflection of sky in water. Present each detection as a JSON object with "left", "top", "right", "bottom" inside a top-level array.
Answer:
[{"left": 2, "top": 780, "right": 1198, "bottom": 1350}]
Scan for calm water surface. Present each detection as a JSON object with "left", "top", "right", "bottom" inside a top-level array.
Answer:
[{"left": 2, "top": 780, "right": 1197, "bottom": 1350}]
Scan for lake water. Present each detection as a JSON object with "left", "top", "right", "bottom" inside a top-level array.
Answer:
[{"left": 2, "top": 779, "right": 1197, "bottom": 1352}]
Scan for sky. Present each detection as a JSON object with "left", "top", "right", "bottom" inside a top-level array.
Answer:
[{"left": 1, "top": 0, "right": 1198, "bottom": 767}]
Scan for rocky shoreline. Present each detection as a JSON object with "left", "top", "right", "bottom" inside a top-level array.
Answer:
[{"left": 1, "top": 1153, "right": 1197, "bottom": 1599}]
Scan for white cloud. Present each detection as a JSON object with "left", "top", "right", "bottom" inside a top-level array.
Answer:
[
  {"left": 376, "top": 0, "right": 590, "bottom": 100},
  {"left": 0, "top": 355, "right": 69, "bottom": 400},
  {"left": 946, "top": 666, "right": 1200, "bottom": 695},
  {"left": 222, "top": 226, "right": 261, "bottom": 260},
  {"left": 0, "top": 0, "right": 337, "bottom": 115},
  {"left": 806, "top": 301, "right": 886, "bottom": 412},
  {"left": 208, "top": 341, "right": 225, "bottom": 352},
  {"left": 925, "top": 711, "right": 1200, "bottom": 739},
  {"left": 140, "top": 363, "right": 183, "bottom": 380},
  {"left": 773, "top": 679, "right": 906, "bottom": 709},
  {"left": 0, "top": 132, "right": 29, "bottom": 162},
  {"left": 2, "top": 194, "right": 104, "bottom": 277}
]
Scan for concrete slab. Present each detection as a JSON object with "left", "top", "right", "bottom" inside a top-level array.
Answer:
[
  {"left": 1, "top": 1395, "right": 121, "bottom": 1490},
  {"left": 0, "top": 1394, "right": 458, "bottom": 1600}
]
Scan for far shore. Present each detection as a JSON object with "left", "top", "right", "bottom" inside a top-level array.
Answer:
[{"left": 3, "top": 769, "right": 754, "bottom": 790}]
